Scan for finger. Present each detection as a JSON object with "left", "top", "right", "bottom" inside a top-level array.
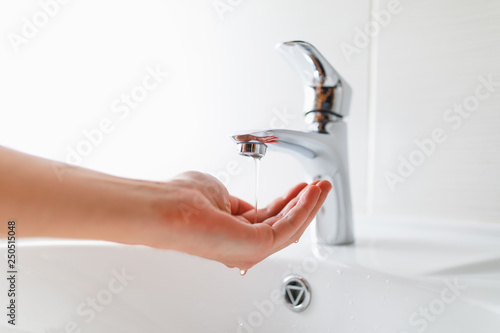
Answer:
[
  {"left": 242, "top": 182, "right": 308, "bottom": 222},
  {"left": 274, "top": 180, "right": 332, "bottom": 250},
  {"left": 270, "top": 185, "right": 321, "bottom": 247},
  {"left": 229, "top": 196, "right": 254, "bottom": 216},
  {"left": 279, "top": 181, "right": 320, "bottom": 216},
  {"left": 263, "top": 180, "right": 321, "bottom": 226},
  {"left": 259, "top": 183, "right": 314, "bottom": 227}
]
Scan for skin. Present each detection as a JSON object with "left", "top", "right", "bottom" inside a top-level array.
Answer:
[{"left": 0, "top": 146, "right": 332, "bottom": 270}]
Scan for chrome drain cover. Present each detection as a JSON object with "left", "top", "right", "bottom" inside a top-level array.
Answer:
[{"left": 282, "top": 275, "right": 311, "bottom": 312}]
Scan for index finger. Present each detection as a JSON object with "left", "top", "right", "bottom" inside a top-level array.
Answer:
[
  {"left": 270, "top": 185, "right": 321, "bottom": 246},
  {"left": 228, "top": 196, "right": 254, "bottom": 216}
]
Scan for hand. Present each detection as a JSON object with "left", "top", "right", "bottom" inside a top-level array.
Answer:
[
  {"left": 156, "top": 171, "right": 332, "bottom": 270},
  {"left": 0, "top": 146, "right": 331, "bottom": 270}
]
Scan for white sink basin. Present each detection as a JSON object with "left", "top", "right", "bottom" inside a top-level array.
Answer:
[{"left": 1, "top": 217, "right": 500, "bottom": 332}]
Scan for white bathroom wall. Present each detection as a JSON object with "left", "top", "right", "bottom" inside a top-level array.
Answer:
[
  {"left": 0, "top": 1, "right": 371, "bottom": 213},
  {"left": 371, "top": 0, "right": 500, "bottom": 222},
  {"left": 3, "top": 1, "right": 496, "bottom": 223}
]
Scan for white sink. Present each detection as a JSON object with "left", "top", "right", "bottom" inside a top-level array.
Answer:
[{"left": 1, "top": 217, "right": 500, "bottom": 332}]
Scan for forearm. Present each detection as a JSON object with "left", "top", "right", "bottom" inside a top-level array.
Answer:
[{"left": 0, "top": 146, "right": 160, "bottom": 244}]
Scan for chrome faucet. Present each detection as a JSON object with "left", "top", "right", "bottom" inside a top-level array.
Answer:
[{"left": 232, "top": 41, "right": 354, "bottom": 245}]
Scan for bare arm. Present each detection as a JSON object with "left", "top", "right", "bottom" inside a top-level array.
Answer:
[{"left": 0, "top": 146, "right": 331, "bottom": 269}]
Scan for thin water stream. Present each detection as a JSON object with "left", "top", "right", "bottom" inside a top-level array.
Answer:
[
  {"left": 239, "top": 156, "right": 262, "bottom": 277},
  {"left": 253, "top": 157, "right": 261, "bottom": 223}
]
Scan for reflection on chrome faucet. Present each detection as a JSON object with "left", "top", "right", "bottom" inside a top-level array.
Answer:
[{"left": 232, "top": 41, "right": 354, "bottom": 245}]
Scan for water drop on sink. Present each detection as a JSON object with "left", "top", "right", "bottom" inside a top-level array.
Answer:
[
  {"left": 336, "top": 269, "right": 343, "bottom": 275},
  {"left": 239, "top": 269, "right": 247, "bottom": 276},
  {"left": 366, "top": 274, "right": 371, "bottom": 279},
  {"left": 385, "top": 279, "right": 390, "bottom": 284},
  {"left": 349, "top": 300, "right": 353, "bottom": 305},
  {"left": 294, "top": 239, "right": 299, "bottom": 243}
]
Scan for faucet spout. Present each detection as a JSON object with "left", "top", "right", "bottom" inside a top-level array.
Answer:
[
  {"left": 232, "top": 127, "right": 354, "bottom": 245},
  {"left": 231, "top": 41, "right": 354, "bottom": 246}
]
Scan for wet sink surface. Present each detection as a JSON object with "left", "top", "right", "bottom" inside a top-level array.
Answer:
[{"left": 1, "top": 217, "right": 500, "bottom": 333}]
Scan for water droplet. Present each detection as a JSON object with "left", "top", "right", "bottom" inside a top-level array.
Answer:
[
  {"left": 239, "top": 269, "right": 247, "bottom": 276},
  {"left": 294, "top": 239, "right": 299, "bottom": 243},
  {"left": 366, "top": 274, "right": 371, "bottom": 279},
  {"left": 336, "top": 269, "right": 343, "bottom": 275},
  {"left": 349, "top": 300, "right": 353, "bottom": 305},
  {"left": 385, "top": 279, "right": 390, "bottom": 284}
]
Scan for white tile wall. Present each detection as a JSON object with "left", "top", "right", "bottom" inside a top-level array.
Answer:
[
  {"left": 371, "top": 0, "right": 500, "bottom": 222},
  {"left": 0, "top": 0, "right": 497, "bottom": 222},
  {"left": 0, "top": 0, "right": 371, "bottom": 212}
]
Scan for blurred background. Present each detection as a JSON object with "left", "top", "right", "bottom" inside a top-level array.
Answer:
[{"left": 0, "top": 0, "right": 498, "bottom": 223}]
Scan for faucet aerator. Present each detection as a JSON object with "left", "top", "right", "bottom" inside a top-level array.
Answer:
[{"left": 237, "top": 142, "right": 267, "bottom": 159}]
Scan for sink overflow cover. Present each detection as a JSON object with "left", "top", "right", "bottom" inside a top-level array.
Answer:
[{"left": 282, "top": 275, "right": 311, "bottom": 312}]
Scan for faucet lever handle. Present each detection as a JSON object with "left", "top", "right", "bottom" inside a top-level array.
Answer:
[
  {"left": 276, "top": 41, "right": 351, "bottom": 132},
  {"left": 276, "top": 41, "right": 340, "bottom": 88}
]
